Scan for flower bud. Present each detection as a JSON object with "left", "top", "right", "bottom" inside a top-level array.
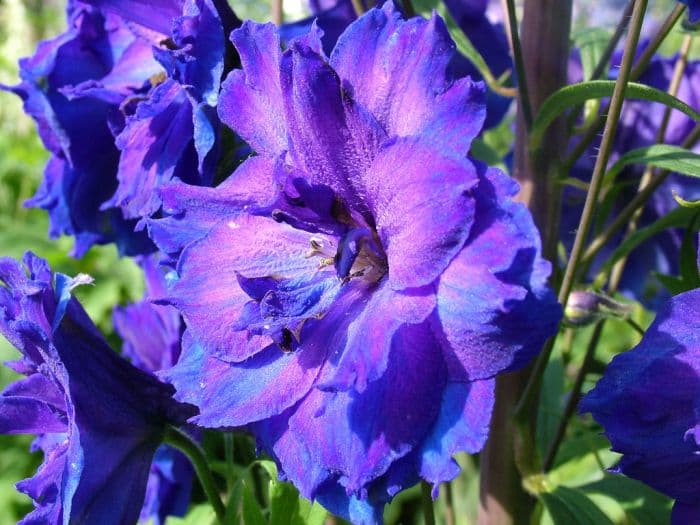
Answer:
[{"left": 564, "top": 290, "right": 632, "bottom": 327}]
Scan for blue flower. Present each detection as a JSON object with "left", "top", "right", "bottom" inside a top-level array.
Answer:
[
  {"left": 0, "top": 252, "right": 194, "bottom": 524},
  {"left": 150, "top": 4, "right": 560, "bottom": 522},
  {"left": 4, "top": 1, "right": 160, "bottom": 256},
  {"left": 100, "top": 0, "right": 241, "bottom": 220},
  {"left": 581, "top": 289, "right": 700, "bottom": 524},
  {"left": 679, "top": 0, "right": 700, "bottom": 22}
]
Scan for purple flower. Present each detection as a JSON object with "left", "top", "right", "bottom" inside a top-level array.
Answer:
[
  {"left": 99, "top": 0, "right": 240, "bottom": 220},
  {"left": 0, "top": 252, "right": 194, "bottom": 524},
  {"left": 113, "top": 256, "right": 193, "bottom": 525},
  {"left": 150, "top": 4, "right": 560, "bottom": 521},
  {"left": 562, "top": 53, "right": 700, "bottom": 306},
  {"left": 4, "top": 1, "right": 160, "bottom": 256},
  {"left": 580, "top": 289, "right": 700, "bottom": 524}
]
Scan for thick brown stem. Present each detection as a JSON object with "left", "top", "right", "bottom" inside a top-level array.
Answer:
[{"left": 477, "top": 1, "right": 572, "bottom": 524}]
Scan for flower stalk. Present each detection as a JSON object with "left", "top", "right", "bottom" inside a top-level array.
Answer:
[{"left": 164, "top": 426, "right": 226, "bottom": 523}]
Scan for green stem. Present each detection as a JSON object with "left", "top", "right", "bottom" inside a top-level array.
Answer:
[
  {"left": 164, "top": 427, "right": 226, "bottom": 523},
  {"left": 504, "top": 0, "right": 534, "bottom": 130},
  {"left": 562, "top": 3, "right": 686, "bottom": 171},
  {"left": 421, "top": 481, "right": 436, "bottom": 525},
  {"left": 580, "top": 123, "right": 700, "bottom": 267},
  {"left": 557, "top": 0, "right": 647, "bottom": 309},
  {"left": 350, "top": 0, "right": 365, "bottom": 17},
  {"left": 543, "top": 321, "right": 604, "bottom": 470},
  {"left": 516, "top": 0, "right": 649, "bottom": 446},
  {"left": 224, "top": 433, "right": 235, "bottom": 493}
]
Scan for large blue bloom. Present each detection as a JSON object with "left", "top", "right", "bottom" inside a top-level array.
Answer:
[
  {"left": 562, "top": 53, "right": 700, "bottom": 306},
  {"left": 113, "top": 256, "right": 193, "bottom": 525},
  {"left": 150, "top": 4, "right": 560, "bottom": 522},
  {"left": 0, "top": 253, "right": 194, "bottom": 524},
  {"left": 581, "top": 289, "right": 700, "bottom": 524},
  {"left": 5, "top": 1, "right": 161, "bottom": 256}
]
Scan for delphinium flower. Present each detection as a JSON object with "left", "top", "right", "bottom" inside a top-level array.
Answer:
[
  {"left": 95, "top": 0, "right": 241, "bottom": 220},
  {"left": 113, "top": 256, "right": 193, "bottom": 524},
  {"left": 4, "top": 1, "right": 161, "bottom": 256},
  {"left": 0, "top": 252, "right": 195, "bottom": 523},
  {"left": 581, "top": 289, "right": 700, "bottom": 523},
  {"left": 561, "top": 52, "right": 700, "bottom": 306},
  {"left": 149, "top": 3, "right": 561, "bottom": 522},
  {"left": 6, "top": 0, "right": 240, "bottom": 256}
]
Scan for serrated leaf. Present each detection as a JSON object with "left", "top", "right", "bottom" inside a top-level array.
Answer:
[
  {"left": 603, "top": 145, "right": 700, "bottom": 187},
  {"left": 530, "top": 81, "right": 700, "bottom": 150}
]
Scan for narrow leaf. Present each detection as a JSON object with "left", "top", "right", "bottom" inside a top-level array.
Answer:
[
  {"left": 531, "top": 81, "right": 700, "bottom": 149},
  {"left": 603, "top": 145, "right": 700, "bottom": 187}
]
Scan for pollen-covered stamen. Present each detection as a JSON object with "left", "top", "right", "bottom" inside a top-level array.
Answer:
[
  {"left": 335, "top": 227, "right": 387, "bottom": 284},
  {"left": 306, "top": 237, "right": 336, "bottom": 269}
]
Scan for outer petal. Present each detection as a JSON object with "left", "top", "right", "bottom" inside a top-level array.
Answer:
[
  {"left": 581, "top": 289, "right": 700, "bottom": 507},
  {"left": 258, "top": 321, "right": 447, "bottom": 499},
  {"left": 81, "top": 0, "right": 183, "bottom": 35},
  {"left": 361, "top": 137, "right": 478, "bottom": 290},
  {"left": 106, "top": 80, "right": 200, "bottom": 219},
  {"left": 146, "top": 155, "right": 280, "bottom": 258},
  {"left": 437, "top": 165, "right": 560, "bottom": 380},
  {"left": 330, "top": 2, "right": 486, "bottom": 153},
  {"left": 418, "top": 379, "right": 494, "bottom": 487},
  {"left": 219, "top": 22, "right": 287, "bottom": 156}
]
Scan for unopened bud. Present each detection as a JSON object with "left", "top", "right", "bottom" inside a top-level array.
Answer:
[{"left": 564, "top": 290, "right": 632, "bottom": 327}]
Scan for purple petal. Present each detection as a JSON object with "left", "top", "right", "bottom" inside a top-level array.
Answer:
[
  {"left": 167, "top": 214, "right": 331, "bottom": 362},
  {"left": 330, "top": 2, "right": 486, "bottom": 153},
  {"left": 437, "top": 165, "right": 560, "bottom": 380},
  {"left": 361, "top": 137, "right": 478, "bottom": 290},
  {"left": 219, "top": 22, "right": 287, "bottom": 156}
]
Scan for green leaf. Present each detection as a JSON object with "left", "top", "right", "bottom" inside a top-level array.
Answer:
[
  {"left": 601, "top": 206, "right": 700, "bottom": 275},
  {"left": 166, "top": 504, "right": 216, "bottom": 525},
  {"left": 679, "top": 217, "right": 700, "bottom": 290},
  {"left": 242, "top": 482, "right": 266, "bottom": 525},
  {"left": 540, "top": 486, "right": 614, "bottom": 525},
  {"left": 530, "top": 80, "right": 700, "bottom": 149},
  {"left": 603, "top": 145, "right": 700, "bottom": 187}
]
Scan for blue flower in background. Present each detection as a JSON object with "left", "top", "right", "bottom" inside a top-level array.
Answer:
[
  {"left": 97, "top": 0, "right": 241, "bottom": 220},
  {"left": 0, "top": 252, "right": 194, "bottom": 524},
  {"left": 562, "top": 52, "right": 700, "bottom": 306},
  {"left": 4, "top": 1, "right": 160, "bottom": 256},
  {"left": 6, "top": 0, "right": 240, "bottom": 255},
  {"left": 679, "top": 0, "right": 700, "bottom": 22},
  {"left": 150, "top": 4, "right": 560, "bottom": 522},
  {"left": 581, "top": 289, "right": 700, "bottom": 524}
]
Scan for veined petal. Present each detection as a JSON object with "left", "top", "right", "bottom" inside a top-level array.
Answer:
[
  {"left": 330, "top": 2, "right": 486, "bottom": 153},
  {"left": 219, "top": 22, "right": 287, "bottom": 156},
  {"left": 168, "top": 214, "right": 333, "bottom": 362},
  {"left": 437, "top": 165, "right": 560, "bottom": 380},
  {"left": 361, "top": 137, "right": 478, "bottom": 290}
]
